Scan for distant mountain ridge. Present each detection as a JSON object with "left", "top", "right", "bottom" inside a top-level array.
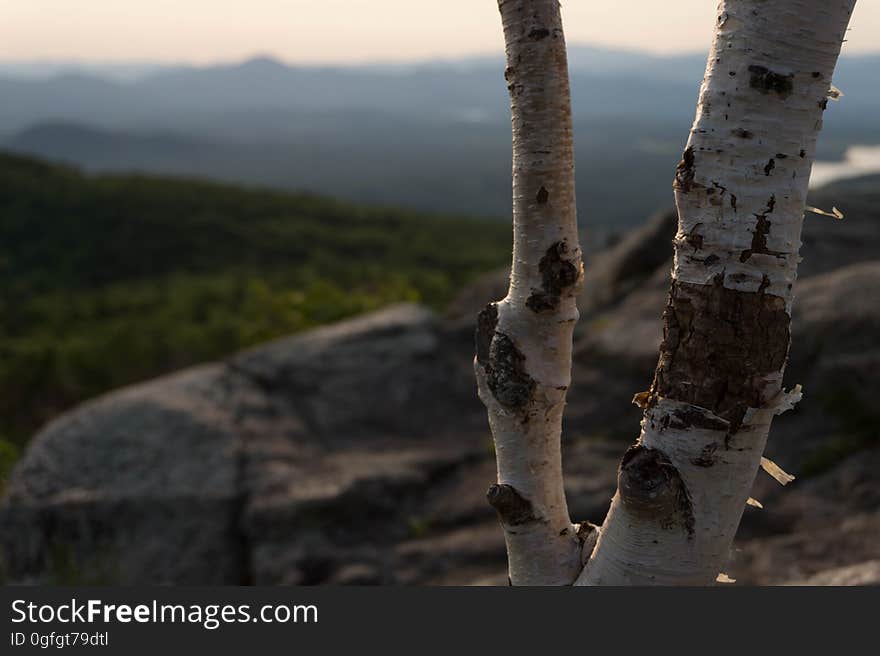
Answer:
[
  {"left": 5, "top": 46, "right": 878, "bottom": 131},
  {"left": 3, "top": 45, "right": 878, "bottom": 225},
  {"left": 0, "top": 45, "right": 709, "bottom": 79},
  {"left": 3, "top": 43, "right": 878, "bottom": 79}
]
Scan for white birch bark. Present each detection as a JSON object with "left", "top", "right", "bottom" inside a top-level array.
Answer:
[
  {"left": 475, "top": 0, "right": 584, "bottom": 585},
  {"left": 576, "top": 0, "right": 856, "bottom": 586}
]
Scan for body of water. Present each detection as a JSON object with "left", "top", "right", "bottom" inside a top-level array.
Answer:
[{"left": 810, "top": 144, "right": 880, "bottom": 188}]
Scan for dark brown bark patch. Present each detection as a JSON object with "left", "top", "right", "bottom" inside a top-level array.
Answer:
[
  {"left": 685, "top": 230, "right": 704, "bottom": 252},
  {"left": 740, "top": 196, "right": 784, "bottom": 262},
  {"left": 485, "top": 332, "right": 535, "bottom": 409},
  {"left": 526, "top": 241, "right": 579, "bottom": 313},
  {"left": 487, "top": 483, "right": 538, "bottom": 526},
  {"left": 536, "top": 185, "right": 549, "bottom": 204},
  {"left": 732, "top": 128, "right": 753, "bottom": 139},
  {"left": 576, "top": 521, "right": 598, "bottom": 543},
  {"left": 528, "top": 27, "right": 550, "bottom": 41},
  {"left": 674, "top": 146, "right": 696, "bottom": 192},
  {"left": 691, "top": 443, "right": 719, "bottom": 468},
  {"left": 651, "top": 277, "right": 790, "bottom": 431},
  {"left": 748, "top": 65, "right": 793, "bottom": 98},
  {"left": 475, "top": 302, "right": 499, "bottom": 367},
  {"left": 618, "top": 445, "right": 694, "bottom": 537},
  {"left": 667, "top": 407, "right": 728, "bottom": 432},
  {"left": 577, "top": 521, "right": 599, "bottom": 557}
]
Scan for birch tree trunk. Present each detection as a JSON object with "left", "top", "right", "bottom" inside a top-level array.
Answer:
[
  {"left": 577, "top": 0, "right": 856, "bottom": 585},
  {"left": 475, "top": 0, "right": 584, "bottom": 585}
]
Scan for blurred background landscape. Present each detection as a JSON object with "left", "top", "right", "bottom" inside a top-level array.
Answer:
[
  {"left": 1, "top": 1, "right": 878, "bottom": 585},
  {"left": 2, "top": 48, "right": 880, "bottom": 220}
]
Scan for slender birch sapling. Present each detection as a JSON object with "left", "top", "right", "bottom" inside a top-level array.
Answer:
[{"left": 475, "top": 0, "right": 584, "bottom": 585}]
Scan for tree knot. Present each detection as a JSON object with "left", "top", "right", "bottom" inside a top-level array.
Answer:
[
  {"left": 526, "top": 241, "right": 580, "bottom": 313},
  {"left": 618, "top": 445, "right": 694, "bottom": 538},
  {"left": 484, "top": 332, "right": 535, "bottom": 409},
  {"left": 487, "top": 483, "right": 539, "bottom": 526},
  {"left": 674, "top": 146, "right": 696, "bottom": 192},
  {"left": 475, "top": 302, "right": 499, "bottom": 367}
]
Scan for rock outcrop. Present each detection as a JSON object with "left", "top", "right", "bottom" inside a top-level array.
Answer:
[
  {"left": 1, "top": 305, "right": 503, "bottom": 584},
  {"left": 785, "top": 560, "right": 880, "bottom": 586}
]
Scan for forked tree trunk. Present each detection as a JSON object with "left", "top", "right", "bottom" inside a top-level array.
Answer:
[
  {"left": 480, "top": 0, "right": 856, "bottom": 585},
  {"left": 475, "top": 0, "right": 584, "bottom": 585}
]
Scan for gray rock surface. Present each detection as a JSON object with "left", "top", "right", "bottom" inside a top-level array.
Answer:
[
  {"left": 1, "top": 304, "right": 492, "bottom": 584},
  {"left": 1, "top": 365, "right": 244, "bottom": 583},
  {"left": 785, "top": 560, "right": 880, "bottom": 586}
]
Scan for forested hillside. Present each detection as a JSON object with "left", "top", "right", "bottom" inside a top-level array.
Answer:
[{"left": 0, "top": 151, "right": 510, "bottom": 458}]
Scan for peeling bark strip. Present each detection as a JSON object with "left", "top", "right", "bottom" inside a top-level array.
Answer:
[
  {"left": 578, "top": 0, "right": 855, "bottom": 587},
  {"left": 475, "top": 0, "right": 582, "bottom": 585}
]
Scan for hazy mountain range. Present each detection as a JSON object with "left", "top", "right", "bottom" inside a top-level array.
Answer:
[{"left": 3, "top": 45, "right": 879, "bottom": 226}]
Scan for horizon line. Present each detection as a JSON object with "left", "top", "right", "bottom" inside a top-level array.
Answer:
[{"left": 3, "top": 42, "right": 879, "bottom": 71}]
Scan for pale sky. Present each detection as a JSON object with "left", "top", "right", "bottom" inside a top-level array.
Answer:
[{"left": 1, "top": 1, "right": 878, "bottom": 64}]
